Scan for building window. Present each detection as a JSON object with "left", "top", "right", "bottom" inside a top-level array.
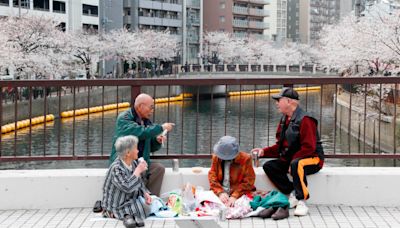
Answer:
[
  {"left": 57, "top": 22, "right": 66, "bottom": 32},
  {"left": 53, "top": 1, "right": 66, "bottom": 13},
  {"left": 220, "top": 16, "right": 225, "bottom": 23},
  {"left": 124, "top": 8, "right": 131, "bottom": 16},
  {"left": 82, "top": 4, "right": 98, "bottom": 16},
  {"left": 13, "top": 0, "right": 29, "bottom": 8},
  {"left": 0, "top": 0, "right": 8, "bottom": 6},
  {"left": 33, "top": 0, "right": 49, "bottom": 11},
  {"left": 220, "top": 2, "right": 225, "bottom": 9},
  {"left": 83, "top": 24, "right": 99, "bottom": 33}
]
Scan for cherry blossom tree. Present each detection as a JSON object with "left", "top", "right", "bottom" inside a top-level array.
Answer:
[
  {"left": 203, "top": 32, "right": 232, "bottom": 64},
  {"left": 66, "top": 31, "right": 102, "bottom": 78},
  {"left": 320, "top": 4, "right": 400, "bottom": 76},
  {"left": 319, "top": 4, "right": 400, "bottom": 113},
  {"left": 0, "top": 15, "right": 69, "bottom": 79},
  {"left": 137, "top": 30, "right": 178, "bottom": 61},
  {"left": 204, "top": 31, "right": 315, "bottom": 66}
]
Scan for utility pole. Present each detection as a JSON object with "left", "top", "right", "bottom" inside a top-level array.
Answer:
[
  {"left": 18, "top": 0, "right": 21, "bottom": 17},
  {"left": 355, "top": 0, "right": 361, "bottom": 17}
]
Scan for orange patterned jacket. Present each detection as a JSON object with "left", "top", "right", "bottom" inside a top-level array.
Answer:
[{"left": 208, "top": 151, "right": 256, "bottom": 199}]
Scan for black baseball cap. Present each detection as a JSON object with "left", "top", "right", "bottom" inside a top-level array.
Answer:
[{"left": 272, "top": 87, "right": 299, "bottom": 100}]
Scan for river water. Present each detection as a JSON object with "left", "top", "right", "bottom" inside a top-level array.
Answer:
[{"left": 0, "top": 90, "right": 397, "bottom": 169}]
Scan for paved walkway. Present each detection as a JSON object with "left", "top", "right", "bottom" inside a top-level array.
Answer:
[{"left": 1, "top": 205, "right": 400, "bottom": 228}]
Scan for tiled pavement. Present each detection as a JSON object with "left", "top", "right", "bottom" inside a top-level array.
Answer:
[{"left": 1, "top": 205, "right": 400, "bottom": 228}]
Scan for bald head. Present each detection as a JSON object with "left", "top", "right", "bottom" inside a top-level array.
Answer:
[
  {"left": 134, "top": 93, "right": 153, "bottom": 108},
  {"left": 134, "top": 93, "right": 155, "bottom": 119}
]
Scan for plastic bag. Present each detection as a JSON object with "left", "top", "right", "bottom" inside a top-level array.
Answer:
[
  {"left": 181, "top": 183, "right": 197, "bottom": 214},
  {"left": 166, "top": 192, "right": 182, "bottom": 214}
]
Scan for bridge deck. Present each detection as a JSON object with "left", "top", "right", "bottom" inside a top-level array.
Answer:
[{"left": 1, "top": 205, "right": 399, "bottom": 228}]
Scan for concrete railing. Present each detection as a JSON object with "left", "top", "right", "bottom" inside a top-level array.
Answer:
[
  {"left": 1, "top": 167, "right": 400, "bottom": 210},
  {"left": 175, "top": 64, "right": 335, "bottom": 75}
]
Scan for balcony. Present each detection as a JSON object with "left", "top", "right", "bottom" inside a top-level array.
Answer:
[
  {"left": 248, "top": 8, "right": 269, "bottom": 17},
  {"left": 187, "top": 17, "right": 200, "bottom": 26},
  {"left": 249, "top": 33, "right": 269, "bottom": 40},
  {"left": 139, "top": 0, "right": 182, "bottom": 12},
  {"left": 233, "top": 6, "right": 248, "bottom": 15},
  {"left": 123, "top": 0, "right": 132, "bottom": 7},
  {"left": 123, "top": 15, "right": 132, "bottom": 24},
  {"left": 138, "top": 16, "right": 163, "bottom": 26},
  {"left": 249, "top": 21, "right": 268, "bottom": 29},
  {"left": 233, "top": 19, "right": 249, "bottom": 28},
  {"left": 187, "top": 0, "right": 200, "bottom": 8},
  {"left": 162, "top": 18, "right": 182, "bottom": 27},
  {"left": 248, "top": 0, "right": 269, "bottom": 5},
  {"left": 233, "top": 32, "right": 248, "bottom": 39},
  {"left": 187, "top": 35, "right": 199, "bottom": 43}
]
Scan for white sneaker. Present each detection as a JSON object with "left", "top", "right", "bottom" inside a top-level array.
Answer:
[
  {"left": 294, "top": 200, "right": 309, "bottom": 216},
  {"left": 288, "top": 191, "right": 298, "bottom": 209}
]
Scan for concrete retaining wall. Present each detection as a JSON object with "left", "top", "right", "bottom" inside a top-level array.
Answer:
[
  {"left": 336, "top": 92, "right": 400, "bottom": 153},
  {"left": 1, "top": 167, "right": 400, "bottom": 210}
]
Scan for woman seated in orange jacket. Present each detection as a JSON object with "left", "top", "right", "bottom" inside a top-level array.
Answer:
[{"left": 208, "top": 136, "right": 256, "bottom": 207}]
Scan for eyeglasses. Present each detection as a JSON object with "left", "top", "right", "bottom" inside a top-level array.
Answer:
[{"left": 142, "top": 104, "right": 155, "bottom": 110}]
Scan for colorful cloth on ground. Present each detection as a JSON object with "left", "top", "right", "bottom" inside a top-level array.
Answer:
[
  {"left": 225, "top": 195, "right": 253, "bottom": 219},
  {"left": 208, "top": 151, "right": 256, "bottom": 199},
  {"left": 249, "top": 190, "right": 289, "bottom": 210}
]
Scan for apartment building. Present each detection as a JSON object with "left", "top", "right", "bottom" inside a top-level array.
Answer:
[
  {"left": 203, "top": 0, "right": 270, "bottom": 40},
  {"left": 265, "top": 0, "right": 287, "bottom": 41},
  {"left": 287, "top": 0, "right": 353, "bottom": 44},
  {"left": 0, "top": 0, "right": 99, "bottom": 32},
  {"left": 102, "top": 0, "right": 203, "bottom": 64}
]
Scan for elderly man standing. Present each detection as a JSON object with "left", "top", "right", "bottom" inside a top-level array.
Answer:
[
  {"left": 252, "top": 87, "right": 324, "bottom": 217},
  {"left": 109, "top": 93, "right": 174, "bottom": 196}
]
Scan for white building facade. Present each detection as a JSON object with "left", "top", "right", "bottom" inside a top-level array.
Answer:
[
  {"left": 264, "top": 0, "right": 287, "bottom": 41},
  {"left": 0, "top": 0, "right": 99, "bottom": 32}
]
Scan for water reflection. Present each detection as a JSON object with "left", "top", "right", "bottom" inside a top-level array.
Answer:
[{"left": 0, "top": 90, "right": 397, "bottom": 169}]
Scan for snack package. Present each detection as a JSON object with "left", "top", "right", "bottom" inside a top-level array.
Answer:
[{"left": 166, "top": 192, "right": 182, "bottom": 215}]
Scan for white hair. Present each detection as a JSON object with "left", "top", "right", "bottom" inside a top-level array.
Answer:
[{"left": 115, "top": 135, "right": 138, "bottom": 158}]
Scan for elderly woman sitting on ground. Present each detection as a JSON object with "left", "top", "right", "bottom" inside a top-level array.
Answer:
[
  {"left": 208, "top": 136, "right": 256, "bottom": 207},
  {"left": 102, "top": 135, "right": 152, "bottom": 228}
]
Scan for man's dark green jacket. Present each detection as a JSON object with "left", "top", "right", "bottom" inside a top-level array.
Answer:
[{"left": 109, "top": 108, "right": 163, "bottom": 166}]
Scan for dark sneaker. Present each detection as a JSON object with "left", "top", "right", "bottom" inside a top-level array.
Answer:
[
  {"left": 134, "top": 216, "right": 145, "bottom": 227},
  {"left": 271, "top": 207, "right": 289, "bottom": 220},
  {"left": 123, "top": 215, "right": 136, "bottom": 228},
  {"left": 92, "top": 200, "right": 102, "bottom": 213},
  {"left": 258, "top": 207, "right": 276, "bottom": 219}
]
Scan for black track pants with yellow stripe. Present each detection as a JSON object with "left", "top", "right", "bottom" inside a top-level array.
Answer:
[{"left": 263, "top": 157, "right": 321, "bottom": 200}]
